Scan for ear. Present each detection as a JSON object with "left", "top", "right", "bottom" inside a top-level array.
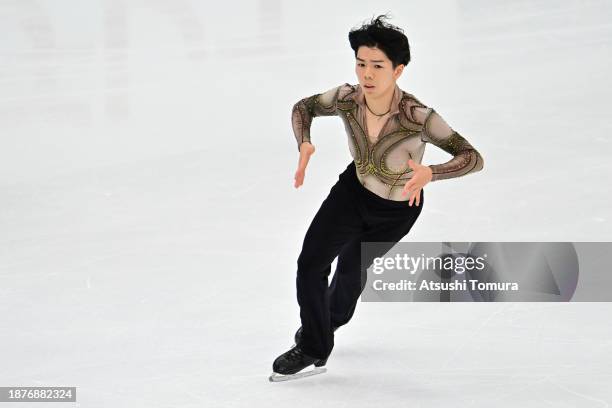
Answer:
[{"left": 393, "top": 64, "right": 405, "bottom": 79}]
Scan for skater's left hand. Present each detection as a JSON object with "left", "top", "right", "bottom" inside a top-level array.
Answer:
[{"left": 401, "top": 159, "right": 432, "bottom": 206}]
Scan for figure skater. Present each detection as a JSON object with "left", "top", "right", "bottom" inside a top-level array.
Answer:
[{"left": 270, "top": 14, "right": 484, "bottom": 382}]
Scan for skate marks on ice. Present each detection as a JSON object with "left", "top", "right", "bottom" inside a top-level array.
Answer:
[{"left": 269, "top": 366, "right": 327, "bottom": 382}]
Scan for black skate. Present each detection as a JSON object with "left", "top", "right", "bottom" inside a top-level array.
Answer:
[
  {"left": 269, "top": 345, "right": 328, "bottom": 382},
  {"left": 293, "top": 325, "right": 338, "bottom": 347}
]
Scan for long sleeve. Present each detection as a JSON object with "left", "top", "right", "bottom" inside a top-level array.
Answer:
[
  {"left": 415, "top": 107, "right": 484, "bottom": 182},
  {"left": 291, "top": 85, "right": 344, "bottom": 152}
]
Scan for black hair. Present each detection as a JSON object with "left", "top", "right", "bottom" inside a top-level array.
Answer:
[{"left": 348, "top": 14, "right": 410, "bottom": 68}]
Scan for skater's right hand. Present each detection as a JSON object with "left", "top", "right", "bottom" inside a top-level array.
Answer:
[{"left": 294, "top": 142, "right": 315, "bottom": 188}]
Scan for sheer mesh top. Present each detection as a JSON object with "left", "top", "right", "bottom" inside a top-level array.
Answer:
[{"left": 291, "top": 83, "right": 484, "bottom": 201}]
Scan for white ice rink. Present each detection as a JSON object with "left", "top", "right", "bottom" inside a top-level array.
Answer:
[{"left": 1, "top": 0, "right": 611, "bottom": 406}]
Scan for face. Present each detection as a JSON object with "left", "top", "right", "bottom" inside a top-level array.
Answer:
[{"left": 355, "top": 46, "right": 404, "bottom": 97}]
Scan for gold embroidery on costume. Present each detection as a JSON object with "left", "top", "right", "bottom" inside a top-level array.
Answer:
[{"left": 290, "top": 83, "right": 484, "bottom": 200}]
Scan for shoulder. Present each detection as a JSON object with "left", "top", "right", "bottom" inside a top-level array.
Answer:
[
  {"left": 337, "top": 83, "right": 358, "bottom": 101},
  {"left": 333, "top": 83, "right": 358, "bottom": 110},
  {"left": 398, "top": 91, "right": 431, "bottom": 130},
  {"left": 316, "top": 83, "right": 356, "bottom": 105},
  {"left": 398, "top": 91, "right": 430, "bottom": 123}
]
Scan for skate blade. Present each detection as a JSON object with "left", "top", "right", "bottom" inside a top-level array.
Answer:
[{"left": 268, "top": 367, "right": 327, "bottom": 382}]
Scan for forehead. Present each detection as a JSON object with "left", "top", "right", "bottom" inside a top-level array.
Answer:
[{"left": 356, "top": 46, "right": 389, "bottom": 61}]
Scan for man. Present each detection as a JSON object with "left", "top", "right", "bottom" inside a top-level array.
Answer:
[{"left": 270, "top": 14, "right": 484, "bottom": 382}]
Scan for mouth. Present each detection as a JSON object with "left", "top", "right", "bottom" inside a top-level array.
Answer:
[{"left": 364, "top": 84, "right": 375, "bottom": 90}]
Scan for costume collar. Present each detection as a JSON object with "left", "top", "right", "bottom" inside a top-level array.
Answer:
[{"left": 354, "top": 83, "right": 402, "bottom": 116}]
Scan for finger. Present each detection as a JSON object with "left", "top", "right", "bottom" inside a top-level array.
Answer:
[
  {"left": 403, "top": 179, "right": 414, "bottom": 190},
  {"left": 402, "top": 181, "right": 414, "bottom": 196},
  {"left": 298, "top": 156, "right": 308, "bottom": 171},
  {"left": 294, "top": 172, "right": 303, "bottom": 188},
  {"left": 409, "top": 188, "right": 421, "bottom": 206},
  {"left": 298, "top": 149, "right": 312, "bottom": 167},
  {"left": 415, "top": 189, "right": 421, "bottom": 206}
]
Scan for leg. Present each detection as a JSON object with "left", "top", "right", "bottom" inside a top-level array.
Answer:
[
  {"left": 296, "top": 181, "right": 364, "bottom": 359},
  {"left": 329, "top": 199, "right": 424, "bottom": 328},
  {"left": 328, "top": 237, "right": 361, "bottom": 329}
]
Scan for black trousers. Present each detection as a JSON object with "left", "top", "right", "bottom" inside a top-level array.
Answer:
[{"left": 296, "top": 161, "right": 424, "bottom": 359}]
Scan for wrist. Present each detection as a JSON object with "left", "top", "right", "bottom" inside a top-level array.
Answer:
[{"left": 426, "top": 165, "right": 434, "bottom": 181}]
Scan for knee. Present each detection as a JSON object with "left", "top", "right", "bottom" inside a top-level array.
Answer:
[
  {"left": 297, "top": 252, "right": 317, "bottom": 275},
  {"left": 297, "top": 250, "right": 331, "bottom": 280}
]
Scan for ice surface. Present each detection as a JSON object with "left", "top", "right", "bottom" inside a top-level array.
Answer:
[{"left": 1, "top": 1, "right": 611, "bottom": 407}]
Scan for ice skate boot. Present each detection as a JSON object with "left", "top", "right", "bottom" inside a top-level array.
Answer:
[{"left": 269, "top": 345, "right": 328, "bottom": 382}]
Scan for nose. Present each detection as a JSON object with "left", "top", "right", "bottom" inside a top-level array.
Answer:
[{"left": 364, "top": 66, "right": 373, "bottom": 80}]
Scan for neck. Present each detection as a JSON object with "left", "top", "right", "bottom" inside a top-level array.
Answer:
[{"left": 364, "top": 84, "right": 395, "bottom": 115}]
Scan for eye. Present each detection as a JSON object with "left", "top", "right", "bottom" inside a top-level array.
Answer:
[
  {"left": 375, "top": 65, "right": 383, "bottom": 69},
  {"left": 357, "top": 63, "right": 365, "bottom": 67}
]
